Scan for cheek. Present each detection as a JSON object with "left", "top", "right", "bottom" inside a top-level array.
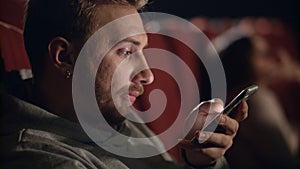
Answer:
[
  {"left": 95, "top": 61, "right": 117, "bottom": 106},
  {"left": 95, "top": 56, "right": 134, "bottom": 97},
  {"left": 95, "top": 57, "right": 127, "bottom": 94},
  {"left": 96, "top": 61, "right": 114, "bottom": 91},
  {"left": 110, "top": 58, "right": 135, "bottom": 88}
]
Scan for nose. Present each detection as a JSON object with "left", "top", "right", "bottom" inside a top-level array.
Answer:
[{"left": 132, "top": 68, "right": 154, "bottom": 85}]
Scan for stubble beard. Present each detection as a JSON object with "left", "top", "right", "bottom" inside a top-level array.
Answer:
[{"left": 95, "top": 84, "right": 144, "bottom": 128}]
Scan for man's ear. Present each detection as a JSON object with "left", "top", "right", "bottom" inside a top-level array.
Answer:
[{"left": 48, "top": 37, "right": 76, "bottom": 77}]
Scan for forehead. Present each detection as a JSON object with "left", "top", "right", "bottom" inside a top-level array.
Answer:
[
  {"left": 93, "top": 4, "right": 145, "bottom": 33},
  {"left": 90, "top": 4, "right": 147, "bottom": 46}
]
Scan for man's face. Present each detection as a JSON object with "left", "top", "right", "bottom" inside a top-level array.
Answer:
[{"left": 92, "top": 5, "right": 154, "bottom": 126}]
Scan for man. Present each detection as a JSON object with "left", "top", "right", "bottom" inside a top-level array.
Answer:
[{"left": 1, "top": 0, "right": 248, "bottom": 168}]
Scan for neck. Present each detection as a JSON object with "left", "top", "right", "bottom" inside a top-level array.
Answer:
[{"left": 32, "top": 77, "right": 78, "bottom": 123}]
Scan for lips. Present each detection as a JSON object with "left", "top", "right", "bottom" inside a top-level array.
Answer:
[
  {"left": 119, "top": 85, "right": 144, "bottom": 103},
  {"left": 127, "top": 94, "right": 137, "bottom": 102},
  {"left": 121, "top": 91, "right": 141, "bottom": 103}
]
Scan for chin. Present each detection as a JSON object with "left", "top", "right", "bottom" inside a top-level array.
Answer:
[
  {"left": 100, "top": 103, "right": 127, "bottom": 127},
  {"left": 97, "top": 94, "right": 132, "bottom": 127}
]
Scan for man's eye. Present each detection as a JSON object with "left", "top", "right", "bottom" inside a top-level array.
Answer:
[{"left": 118, "top": 49, "right": 133, "bottom": 57}]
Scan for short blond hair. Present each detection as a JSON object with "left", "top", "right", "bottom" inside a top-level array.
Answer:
[{"left": 24, "top": 0, "right": 148, "bottom": 77}]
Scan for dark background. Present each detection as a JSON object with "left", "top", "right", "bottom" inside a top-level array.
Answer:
[{"left": 147, "top": 0, "right": 299, "bottom": 46}]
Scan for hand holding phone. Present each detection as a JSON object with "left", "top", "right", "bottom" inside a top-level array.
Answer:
[{"left": 190, "top": 85, "right": 258, "bottom": 144}]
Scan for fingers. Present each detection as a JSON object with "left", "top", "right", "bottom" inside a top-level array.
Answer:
[
  {"left": 218, "top": 115, "right": 239, "bottom": 136},
  {"left": 233, "top": 101, "right": 248, "bottom": 122},
  {"left": 188, "top": 100, "right": 245, "bottom": 138},
  {"left": 197, "top": 147, "right": 227, "bottom": 160},
  {"left": 178, "top": 139, "right": 221, "bottom": 165},
  {"left": 179, "top": 99, "right": 248, "bottom": 167},
  {"left": 211, "top": 98, "right": 224, "bottom": 107},
  {"left": 179, "top": 131, "right": 233, "bottom": 150},
  {"left": 228, "top": 100, "right": 248, "bottom": 122},
  {"left": 197, "top": 131, "right": 233, "bottom": 149},
  {"left": 180, "top": 143, "right": 226, "bottom": 162},
  {"left": 185, "top": 98, "right": 225, "bottom": 138},
  {"left": 178, "top": 132, "right": 233, "bottom": 160},
  {"left": 195, "top": 98, "right": 224, "bottom": 115}
]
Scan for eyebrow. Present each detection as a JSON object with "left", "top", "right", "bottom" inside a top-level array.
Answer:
[{"left": 121, "top": 37, "right": 148, "bottom": 48}]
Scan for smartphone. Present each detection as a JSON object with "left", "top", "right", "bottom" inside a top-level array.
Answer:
[
  {"left": 222, "top": 84, "right": 258, "bottom": 115},
  {"left": 190, "top": 85, "right": 258, "bottom": 144}
]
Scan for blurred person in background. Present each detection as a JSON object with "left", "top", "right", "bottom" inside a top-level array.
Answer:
[{"left": 219, "top": 35, "right": 298, "bottom": 169}]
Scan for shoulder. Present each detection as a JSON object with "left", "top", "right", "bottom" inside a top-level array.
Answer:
[{"left": 1, "top": 128, "right": 127, "bottom": 169}]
